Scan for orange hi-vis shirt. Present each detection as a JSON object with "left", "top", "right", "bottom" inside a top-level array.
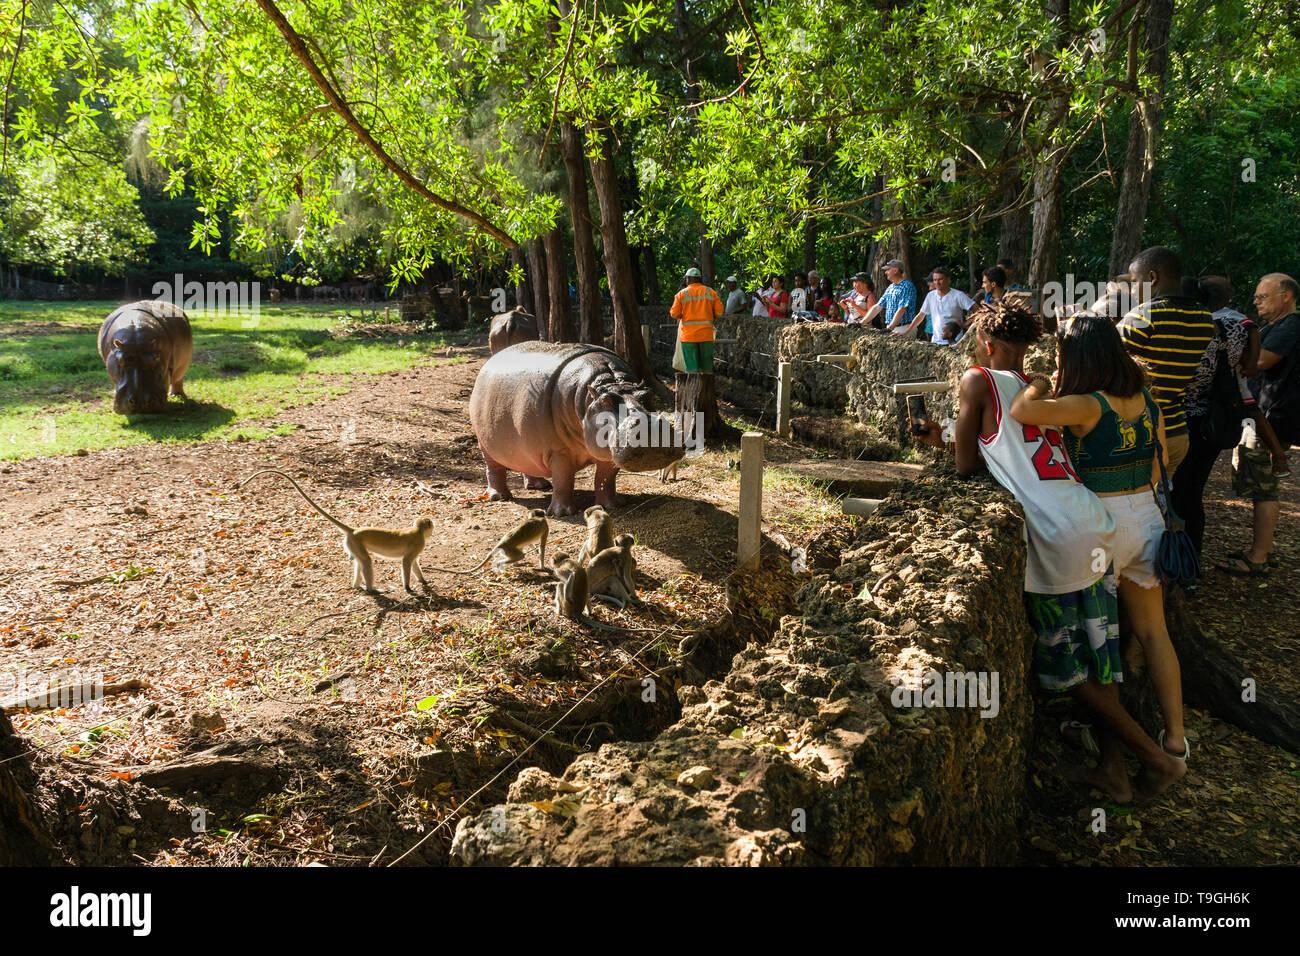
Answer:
[{"left": 671, "top": 282, "right": 723, "bottom": 343}]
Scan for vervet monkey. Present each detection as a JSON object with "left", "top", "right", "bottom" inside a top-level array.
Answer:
[
  {"left": 577, "top": 505, "right": 615, "bottom": 562},
  {"left": 587, "top": 534, "right": 638, "bottom": 608},
  {"left": 551, "top": 553, "right": 589, "bottom": 618},
  {"left": 658, "top": 461, "right": 679, "bottom": 483},
  {"left": 426, "top": 509, "right": 549, "bottom": 574},
  {"left": 551, "top": 552, "right": 658, "bottom": 633},
  {"left": 237, "top": 469, "right": 433, "bottom": 593}
]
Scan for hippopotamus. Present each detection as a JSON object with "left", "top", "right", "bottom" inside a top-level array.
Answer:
[
  {"left": 488, "top": 308, "right": 539, "bottom": 355},
  {"left": 98, "top": 300, "right": 193, "bottom": 415},
  {"left": 469, "top": 342, "right": 686, "bottom": 515}
]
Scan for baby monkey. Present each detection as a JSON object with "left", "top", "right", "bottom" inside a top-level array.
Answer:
[
  {"left": 237, "top": 469, "right": 433, "bottom": 593},
  {"left": 426, "top": 509, "right": 549, "bottom": 575},
  {"left": 577, "top": 505, "right": 615, "bottom": 563},
  {"left": 551, "top": 552, "right": 589, "bottom": 618},
  {"left": 586, "top": 534, "right": 638, "bottom": 609}
]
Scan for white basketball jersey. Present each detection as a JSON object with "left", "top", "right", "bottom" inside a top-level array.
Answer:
[{"left": 975, "top": 368, "right": 1119, "bottom": 594}]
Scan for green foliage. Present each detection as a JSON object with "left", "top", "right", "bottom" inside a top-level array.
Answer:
[{"left": 0, "top": 149, "right": 154, "bottom": 276}]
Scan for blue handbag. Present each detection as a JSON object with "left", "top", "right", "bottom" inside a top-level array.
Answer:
[{"left": 1147, "top": 394, "right": 1201, "bottom": 585}]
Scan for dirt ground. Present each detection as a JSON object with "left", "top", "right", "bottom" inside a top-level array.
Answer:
[
  {"left": 1, "top": 336, "right": 1296, "bottom": 866},
  {"left": 0, "top": 343, "right": 834, "bottom": 866}
]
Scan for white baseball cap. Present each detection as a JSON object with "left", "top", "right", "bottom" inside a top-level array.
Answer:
[{"left": 726, "top": 275, "right": 738, "bottom": 282}]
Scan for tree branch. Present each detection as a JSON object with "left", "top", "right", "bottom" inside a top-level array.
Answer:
[{"left": 250, "top": 0, "right": 517, "bottom": 247}]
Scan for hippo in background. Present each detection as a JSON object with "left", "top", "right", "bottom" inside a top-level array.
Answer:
[
  {"left": 488, "top": 308, "right": 539, "bottom": 354},
  {"left": 469, "top": 342, "right": 686, "bottom": 516},
  {"left": 98, "top": 300, "right": 193, "bottom": 415}
]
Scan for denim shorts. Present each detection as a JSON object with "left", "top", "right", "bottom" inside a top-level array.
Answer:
[{"left": 1101, "top": 490, "right": 1165, "bottom": 589}]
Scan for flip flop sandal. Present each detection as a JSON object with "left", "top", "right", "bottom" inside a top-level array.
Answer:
[
  {"left": 1216, "top": 550, "right": 1270, "bottom": 576},
  {"left": 1159, "top": 730, "right": 1190, "bottom": 762},
  {"left": 1060, "top": 719, "right": 1100, "bottom": 757}
]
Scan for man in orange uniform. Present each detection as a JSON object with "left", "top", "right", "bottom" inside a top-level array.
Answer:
[{"left": 670, "top": 267, "right": 723, "bottom": 373}]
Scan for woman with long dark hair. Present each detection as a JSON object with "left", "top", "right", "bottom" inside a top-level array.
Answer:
[{"left": 1010, "top": 315, "right": 1189, "bottom": 770}]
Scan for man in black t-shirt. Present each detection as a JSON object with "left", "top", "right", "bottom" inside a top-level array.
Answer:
[{"left": 1222, "top": 272, "right": 1300, "bottom": 575}]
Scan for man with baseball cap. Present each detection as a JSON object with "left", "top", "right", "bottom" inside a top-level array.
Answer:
[
  {"left": 722, "top": 275, "right": 747, "bottom": 314},
  {"left": 671, "top": 267, "right": 724, "bottom": 374},
  {"left": 862, "top": 259, "right": 916, "bottom": 330}
]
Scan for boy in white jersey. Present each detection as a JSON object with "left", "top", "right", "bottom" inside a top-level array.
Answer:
[{"left": 916, "top": 303, "right": 1186, "bottom": 801}]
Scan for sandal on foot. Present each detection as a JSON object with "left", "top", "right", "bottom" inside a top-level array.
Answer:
[
  {"left": 1060, "top": 719, "right": 1100, "bottom": 757},
  {"left": 1158, "top": 730, "right": 1190, "bottom": 762},
  {"left": 1267, "top": 552, "right": 1279, "bottom": 568},
  {"left": 1216, "top": 550, "right": 1270, "bottom": 576}
]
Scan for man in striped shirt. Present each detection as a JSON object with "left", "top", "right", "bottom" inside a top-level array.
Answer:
[{"left": 1117, "top": 246, "right": 1214, "bottom": 473}]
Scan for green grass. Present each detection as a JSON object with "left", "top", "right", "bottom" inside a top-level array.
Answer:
[{"left": 0, "top": 301, "right": 466, "bottom": 460}]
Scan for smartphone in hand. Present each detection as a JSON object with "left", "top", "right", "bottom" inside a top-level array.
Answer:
[{"left": 907, "top": 394, "right": 929, "bottom": 434}]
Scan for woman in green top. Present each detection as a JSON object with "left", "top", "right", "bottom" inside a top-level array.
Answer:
[{"left": 1010, "top": 316, "right": 1190, "bottom": 779}]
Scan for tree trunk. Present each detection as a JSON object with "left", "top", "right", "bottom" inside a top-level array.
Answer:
[
  {"left": 803, "top": 216, "right": 818, "bottom": 275},
  {"left": 526, "top": 238, "right": 550, "bottom": 340},
  {"left": 0, "top": 711, "right": 56, "bottom": 865},
  {"left": 997, "top": 173, "right": 1031, "bottom": 282},
  {"left": 699, "top": 236, "right": 714, "bottom": 287},
  {"left": 1028, "top": 0, "right": 1072, "bottom": 289},
  {"left": 510, "top": 245, "right": 532, "bottom": 314},
  {"left": 642, "top": 244, "right": 661, "bottom": 305},
  {"left": 542, "top": 227, "right": 575, "bottom": 342},
  {"left": 587, "top": 128, "right": 654, "bottom": 384},
  {"left": 1108, "top": 0, "right": 1176, "bottom": 279},
  {"left": 561, "top": 123, "right": 603, "bottom": 344}
]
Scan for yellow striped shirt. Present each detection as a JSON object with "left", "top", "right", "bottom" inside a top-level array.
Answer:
[{"left": 1118, "top": 296, "right": 1215, "bottom": 436}]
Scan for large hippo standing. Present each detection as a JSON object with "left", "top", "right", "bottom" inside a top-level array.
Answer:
[
  {"left": 488, "top": 308, "right": 539, "bottom": 355},
  {"left": 98, "top": 300, "right": 193, "bottom": 415},
  {"left": 469, "top": 342, "right": 686, "bottom": 515}
]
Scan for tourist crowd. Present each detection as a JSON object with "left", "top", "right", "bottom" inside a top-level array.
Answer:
[
  {"left": 675, "top": 245, "right": 1299, "bottom": 803},
  {"left": 720, "top": 257, "right": 1025, "bottom": 347},
  {"left": 907, "top": 246, "right": 1299, "bottom": 802}
]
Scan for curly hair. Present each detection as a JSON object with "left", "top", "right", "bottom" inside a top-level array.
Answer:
[{"left": 975, "top": 300, "right": 1042, "bottom": 346}]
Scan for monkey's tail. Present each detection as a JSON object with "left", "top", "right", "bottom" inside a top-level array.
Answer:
[
  {"left": 236, "top": 469, "right": 353, "bottom": 534},
  {"left": 423, "top": 552, "right": 495, "bottom": 576}
]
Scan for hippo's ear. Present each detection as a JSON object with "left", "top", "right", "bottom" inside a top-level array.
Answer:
[{"left": 112, "top": 338, "right": 124, "bottom": 350}]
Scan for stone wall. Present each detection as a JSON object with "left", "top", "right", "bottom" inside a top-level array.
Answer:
[{"left": 450, "top": 473, "right": 1037, "bottom": 866}]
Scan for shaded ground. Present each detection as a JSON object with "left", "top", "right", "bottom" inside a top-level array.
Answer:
[
  {"left": 2, "top": 333, "right": 1295, "bottom": 866},
  {"left": 0, "top": 341, "right": 838, "bottom": 866}
]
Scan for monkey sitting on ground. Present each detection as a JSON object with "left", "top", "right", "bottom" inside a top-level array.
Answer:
[
  {"left": 551, "top": 552, "right": 589, "bottom": 619},
  {"left": 426, "top": 509, "right": 549, "bottom": 575},
  {"left": 586, "top": 534, "right": 639, "bottom": 609},
  {"left": 237, "top": 469, "right": 433, "bottom": 594},
  {"left": 577, "top": 505, "right": 615, "bottom": 562},
  {"left": 658, "top": 461, "right": 679, "bottom": 483}
]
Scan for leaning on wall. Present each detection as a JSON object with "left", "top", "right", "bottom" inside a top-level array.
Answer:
[{"left": 449, "top": 474, "right": 1037, "bottom": 866}]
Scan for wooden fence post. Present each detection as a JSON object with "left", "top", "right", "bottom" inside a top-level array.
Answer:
[
  {"left": 776, "top": 361, "right": 792, "bottom": 438},
  {"left": 738, "top": 431, "right": 765, "bottom": 569}
]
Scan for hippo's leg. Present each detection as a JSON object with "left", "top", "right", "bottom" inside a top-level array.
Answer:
[
  {"left": 483, "top": 452, "right": 513, "bottom": 502},
  {"left": 593, "top": 462, "right": 621, "bottom": 509},
  {"left": 547, "top": 459, "right": 579, "bottom": 517},
  {"left": 523, "top": 474, "right": 553, "bottom": 491}
]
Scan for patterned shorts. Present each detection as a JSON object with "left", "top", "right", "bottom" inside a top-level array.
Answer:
[
  {"left": 1232, "top": 443, "right": 1279, "bottom": 502},
  {"left": 1025, "top": 567, "right": 1123, "bottom": 694}
]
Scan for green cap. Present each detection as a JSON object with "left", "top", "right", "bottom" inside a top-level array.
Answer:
[{"left": 685, "top": 267, "right": 702, "bottom": 278}]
